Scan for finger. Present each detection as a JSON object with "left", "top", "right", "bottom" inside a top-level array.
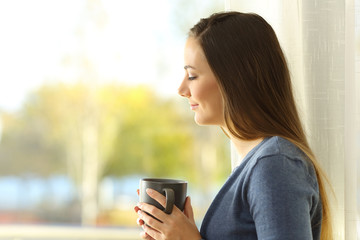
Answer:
[
  {"left": 183, "top": 196, "right": 196, "bottom": 224},
  {"left": 142, "top": 222, "right": 162, "bottom": 240},
  {"left": 146, "top": 188, "right": 166, "bottom": 208},
  {"left": 138, "top": 202, "right": 167, "bottom": 222},
  {"left": 139, "top": 231, "right": 154, "bottom": 240},
  {"left": 137, "top": 209, "right": 163, "bottom": 231},
  {"left": 134, "top": 206, "right": 141, "bottom": 213},
  {"left": 137, "top": 218, "right": 145, "bottom": 226}
]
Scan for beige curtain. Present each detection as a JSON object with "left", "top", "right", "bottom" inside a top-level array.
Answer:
[{"left": 226, "top": 0, "right": 360, "bottom": 239}]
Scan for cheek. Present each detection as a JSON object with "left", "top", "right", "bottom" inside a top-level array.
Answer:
[
  {"left": 209, "top": 85, "right": 224, "bottom": 118},
  {"left": 208, "top": 83, "right": 223, "bottom": 105},
  {"left": 200, "top": 83, "right": 223, "bottom": 113},
  {"left": 212, "top": 91, "right": 224, "bottom": 114}
]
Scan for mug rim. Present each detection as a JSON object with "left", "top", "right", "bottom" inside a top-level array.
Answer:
[{"left": 141, "top": 178, "right": 187, "bottom": 184}]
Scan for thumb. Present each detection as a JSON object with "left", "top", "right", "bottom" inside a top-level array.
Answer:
[{"left": 183, "top": 196, "right": 195, "bottom": 224}]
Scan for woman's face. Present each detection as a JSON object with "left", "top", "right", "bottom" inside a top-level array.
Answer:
[{"left": 178, "top": 37, "right": 225, "bottom": 126}]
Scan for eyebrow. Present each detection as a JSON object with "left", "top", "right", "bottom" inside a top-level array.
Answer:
[{"left": 184, "top": 65, "right": 196, "bottom": 70}]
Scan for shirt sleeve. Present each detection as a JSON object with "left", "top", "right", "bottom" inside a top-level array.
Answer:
[{"left": 246, "top": 155, "right": 320, "bottom": 240}]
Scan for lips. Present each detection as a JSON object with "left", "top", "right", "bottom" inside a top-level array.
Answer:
[{"left": 190, "top": 104, "right": 199, "bottom": 110}]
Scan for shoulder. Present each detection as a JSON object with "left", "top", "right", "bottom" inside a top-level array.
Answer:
[
  {"left": 243, "top": 136, "right": 318, "bottom": 189},
  {"left": 252, "top": 136, "right": 306, "bottom": 160},
  {"left": 238, "top": 137, "right": 322, "bottom": 239}
]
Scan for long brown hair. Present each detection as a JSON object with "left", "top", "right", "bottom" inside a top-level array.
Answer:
[{"left": 189, "top": 11, "right": 332, "bottom": 239}]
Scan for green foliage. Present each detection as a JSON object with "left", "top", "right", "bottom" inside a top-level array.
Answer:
[
  {"left": 100, "top": 85, "right": 195, "bottom": 179},
  {"left": 0, "top": 83, "right": 230, "bottom": 185},
  {"left": 0, "top": 111, "right": 65, "bottom": 177}
]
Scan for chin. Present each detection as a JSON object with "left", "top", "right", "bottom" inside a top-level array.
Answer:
[
  {"left": 194, "top": 115, "right": 206, "bottom": 125},
  {"left": 194, "top": 115, "right": 216, "bottom": 126}
]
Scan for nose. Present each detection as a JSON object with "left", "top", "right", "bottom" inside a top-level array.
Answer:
[{"left": 178, "top": 78, "right": 191, "bottom": 98}]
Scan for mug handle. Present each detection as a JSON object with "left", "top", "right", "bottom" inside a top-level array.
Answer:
[{"left": 163, "top": 188, "right": 175, "bottom": 214}]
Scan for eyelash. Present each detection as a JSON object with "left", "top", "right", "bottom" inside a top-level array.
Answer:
[{"left": 188, "top": 76, "right": 197, "bottom": 80}]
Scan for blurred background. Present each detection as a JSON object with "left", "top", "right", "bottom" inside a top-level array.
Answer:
[
  {"left": 0, "top": 0, "right": 228, "bottom": 238},
  {"left": 0, "top": 0, "right": 359, "bottom": 239}
]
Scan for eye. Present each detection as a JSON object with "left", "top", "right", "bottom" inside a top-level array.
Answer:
[{"left": 188, "top": 76, "right": 197, "bottom": 80}]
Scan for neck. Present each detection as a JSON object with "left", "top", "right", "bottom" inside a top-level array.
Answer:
[
  {"left": 223, "top": 128, "right": 264, "bottom": 166},
  {"left": 230, "top": 136, "right": 264, "bottom": 161}
]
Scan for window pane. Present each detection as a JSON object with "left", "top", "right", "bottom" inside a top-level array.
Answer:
[{"left": 0, "top": 0, "right": 226, "bottom": 238}]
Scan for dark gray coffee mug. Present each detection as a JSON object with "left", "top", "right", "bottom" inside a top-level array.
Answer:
[{"left": 139, "top": 178, "right": 187, "bottom": 214}]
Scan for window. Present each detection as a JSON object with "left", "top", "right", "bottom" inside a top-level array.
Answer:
[{"left": 0, "top": 0, "right": 226, "bottom": 238}]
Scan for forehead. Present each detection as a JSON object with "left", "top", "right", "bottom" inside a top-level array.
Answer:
[{"left": 184, "top": 37, "right": 207, "bottom": 66}]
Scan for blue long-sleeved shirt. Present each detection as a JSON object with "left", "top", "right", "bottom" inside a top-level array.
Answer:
[{"left": 200, "top": 136, "right": 322, "bottom": 240}]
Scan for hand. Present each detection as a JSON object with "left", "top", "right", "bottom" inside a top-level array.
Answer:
[
  {"left": 136, "top": 188, "right": 202, "bottom": 240},
  {"left": 135, "top": 189, "right": 154, "bottom": 240}
]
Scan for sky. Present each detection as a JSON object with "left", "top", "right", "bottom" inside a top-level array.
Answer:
[{"left": 0, "top": 0, "right": 185, "bottom": 111}]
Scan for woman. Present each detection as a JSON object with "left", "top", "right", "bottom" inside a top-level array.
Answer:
[{"left": 135, "top": 11, "right": 332, "bottom": 240}]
